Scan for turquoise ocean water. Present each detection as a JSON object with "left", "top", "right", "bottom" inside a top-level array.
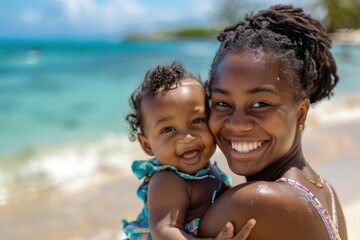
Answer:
[
  {"left": 0, "top": 39, "right": 220, "bottom": 155},
  {"left": 0, "top": 39, "right": 359, "bottom": 204}
]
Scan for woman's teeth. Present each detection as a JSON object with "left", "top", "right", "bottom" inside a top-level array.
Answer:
[{"left": 231, "top": 141, "right": 263, "bottom": 153}]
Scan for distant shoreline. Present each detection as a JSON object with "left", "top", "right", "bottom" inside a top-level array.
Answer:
[
  {"left": 329, "top": 29, "right": 360, "bottom": 45},
  {"left": 124, "top": 28, "right": 360, "bottom": 45},
  {"left": 123, "top": 27, "right": 218, "bottom": 41}
]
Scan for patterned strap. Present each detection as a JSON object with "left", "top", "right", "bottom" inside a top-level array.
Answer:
[
  {"left": 326, "top": 182, "right": 339, "bottom": 230},
  {"left": 277, "top": 178, "right": 341, "bottom": 240}
]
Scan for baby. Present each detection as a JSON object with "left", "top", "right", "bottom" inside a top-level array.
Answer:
[{"left": 122, "top": 61, "right": 232, "bottom": 239}]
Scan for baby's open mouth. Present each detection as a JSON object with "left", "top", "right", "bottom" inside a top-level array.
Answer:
[{"left": 182, "top": 149, "right": 199, "bottom": 159}]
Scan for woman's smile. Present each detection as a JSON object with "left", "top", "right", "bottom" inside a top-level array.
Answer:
[
  {"left": 223, "top": 138, "right": 269, "bottom": 164},
  {"left": 230, "top": 140, "right": 265, "bottom": 154}
]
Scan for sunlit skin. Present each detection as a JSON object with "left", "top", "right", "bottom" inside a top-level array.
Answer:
[
  {"left": 132, "top": 75, "right": 256, "bottom": 240},
  {"left": 198, "top": 51, "right": 347, "bottom": 239},
  {"left": 138, "top": 78, "right": 215, "bottom": 175},
  {"left": 137, "top": 78, "right": 239, "bottom": 239},
  {"left": 209, "top": 50, "right": 302, "bottom": 179}
]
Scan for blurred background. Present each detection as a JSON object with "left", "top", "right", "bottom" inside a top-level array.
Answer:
[{"left": 0, "top": 0, "right": 360, "bottom": 239}]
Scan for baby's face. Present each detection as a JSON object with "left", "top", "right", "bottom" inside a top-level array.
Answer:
[{"left": 138, "top": 78, "right": 215, "bottom": 174}]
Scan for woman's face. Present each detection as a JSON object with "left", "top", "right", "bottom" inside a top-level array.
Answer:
[{"left": 209, "top": 51, "right": 308, "bottom": 177}]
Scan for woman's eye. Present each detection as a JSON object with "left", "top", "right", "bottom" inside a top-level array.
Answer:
[
  {"left": 213, "top": 101, "right": 230, "bottom": 108},
  {"left": 251, "top": 102, "right": 268, "bottom": 108},
  {"left": 160, "top": 127, "right": 175, "bottom": 134},
  {"left": 192, "top": 118, "right": 205, "bottom": 125}
]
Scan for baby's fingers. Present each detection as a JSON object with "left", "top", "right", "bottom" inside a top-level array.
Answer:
[
  {"left": 232, "top": 219, "right": 256, "bottom": 240},
  {"left": 215, "top": 222, "right": 234, "bottom": 239}
]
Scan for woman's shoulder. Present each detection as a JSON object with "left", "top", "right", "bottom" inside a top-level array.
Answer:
[
  {"left": 219, "top": 181, "right": 325, "bottom": 239},
  {"left": 200, "top": 180, "right": 313, "bottom": 238},
  {"left": 224, "top": 180, "right": 312, "bottom": 210},
  {"left": 232, "top": 179, "right": 294, "bottom": 193}
]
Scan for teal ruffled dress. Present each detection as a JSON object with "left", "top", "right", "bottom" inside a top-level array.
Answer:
[{"left": 122, "top": 158, "right": 231, "bottom": 240}]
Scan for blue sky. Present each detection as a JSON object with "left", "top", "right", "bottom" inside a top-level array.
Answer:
[{"left": 0, "top": 0, "right": 319, "bottom": 39}]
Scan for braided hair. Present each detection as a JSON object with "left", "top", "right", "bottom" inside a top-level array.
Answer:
[
  {"left": 209, "top": 5, "right": 338, "bottom": 104},
  {"left": 126, "top": 61, "right": 202, "bottom": 141}
]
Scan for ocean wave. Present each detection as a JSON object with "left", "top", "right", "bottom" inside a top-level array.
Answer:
[
  {"left": 0, "top": 133, "right": 148, "bottom": 205},
  {"left": 307, "top": 92, "right": 360, "bottom": 127},
  {"left": 1, "top": 93, "right": 360, "bottom": 206}
]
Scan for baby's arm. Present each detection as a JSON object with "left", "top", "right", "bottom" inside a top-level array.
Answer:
[
  {"left": 147, "top": 171, "right": 255, "bottom": 240},
  {"left": 147, "top": 170, "right": 198, "bottom": 239}
]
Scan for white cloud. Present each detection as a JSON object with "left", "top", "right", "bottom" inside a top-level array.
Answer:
[
  {"left": 19, "top": 9, "right": 42, "bottom": 25},
  {"left": 186, "top": 0, "right": 216, "bottom": 18},
  {"left": 55, "top": 0, "right": 217, "bottom": 35},
  {"left": 143, "top": 0, "right": 217, "bottom": 23},
  {"left": 56, "top": 0, "right": 147, "bottom": 31}
]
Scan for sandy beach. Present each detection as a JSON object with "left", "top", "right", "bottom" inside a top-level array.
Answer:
[{"left": 0, "top": 94, "right": 359, "bottom": 240}]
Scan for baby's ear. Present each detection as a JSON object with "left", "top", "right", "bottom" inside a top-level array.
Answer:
[{"left": 137, "top": 133, "right": 154, "bottom": 156}]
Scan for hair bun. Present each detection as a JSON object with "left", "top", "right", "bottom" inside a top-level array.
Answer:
[{"left": 210, "top": 4, "right": 339, "bottom": 104}]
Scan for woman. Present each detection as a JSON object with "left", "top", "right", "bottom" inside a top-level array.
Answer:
[{"left": 199, "top": 5, "right": 347, "bottom": 240}]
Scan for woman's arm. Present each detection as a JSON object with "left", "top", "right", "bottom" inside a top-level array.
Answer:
[
  {"left": 199, "top": 181, "right": 327, "bottom": 240},
  {"left": 198, "top": 182, "right": 256, "bottom": 238}
]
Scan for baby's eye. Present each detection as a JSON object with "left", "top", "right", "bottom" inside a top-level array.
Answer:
[
  {"left": 160, "top": 127, "right": 175, "bottom": 134},
  {"left": 192, "top": 118, "right": 205, "bottom": 126}
]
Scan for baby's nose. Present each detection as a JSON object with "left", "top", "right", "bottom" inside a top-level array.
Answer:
[{"left": 178, "top": 134, "right": 195, "bottom": 144}]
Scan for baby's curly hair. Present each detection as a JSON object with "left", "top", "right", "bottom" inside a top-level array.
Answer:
[
  {"left": 126, "top": 61, "right": 202, "bottom": 141},
  {"left": 208, "top": 5, "right": 339, "bottom": 104}
]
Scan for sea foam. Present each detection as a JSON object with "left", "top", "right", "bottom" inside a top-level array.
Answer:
[{"left": 0, "top": 133, "right": 147, "bottom": 205}]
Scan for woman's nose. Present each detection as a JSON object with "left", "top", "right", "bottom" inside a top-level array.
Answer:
[
  {"left": 226, "top": 109, "right": 254, "bottom": 132},
  {"left": 178, "top": 134, "right": 196, "bottom": 144}
]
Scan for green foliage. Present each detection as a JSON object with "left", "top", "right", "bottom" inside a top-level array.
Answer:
[
  {"left": 123, "top": 28, "right": 218, "bottom": 41},
  {"left": 172, "top": 28, "right": 218, "bottom": 38},
  {"left": 320, "top": 0, "right": 360, "bottom": 31},
  {"left": 214, "top": 0, "right": 360, "bottom": 32}
]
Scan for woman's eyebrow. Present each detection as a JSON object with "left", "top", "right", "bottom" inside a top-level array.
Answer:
[
  {"left": 211, "top": 87, "right": 229, "bottom": 95},
  {"left": 212, "top": 86, "right": 278, "bottom": 95},
  {"left": 247, "top": 86, "right": 278, "bottom": 95}
]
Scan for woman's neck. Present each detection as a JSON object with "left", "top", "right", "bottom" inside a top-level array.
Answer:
[{"left": 246, "top": 147, "right": 306, "bottom": 182}]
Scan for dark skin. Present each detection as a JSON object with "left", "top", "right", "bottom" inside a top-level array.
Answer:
[
  {"left": 137, "top": 79, "right": 256, "bottom": 239},
  {"left": 198, "top": 51, "right": 347, "bottom": 239}
]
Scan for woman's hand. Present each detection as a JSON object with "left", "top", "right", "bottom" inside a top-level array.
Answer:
[{"left": 215, "top": 219, "right": 256, "bottom": 240}]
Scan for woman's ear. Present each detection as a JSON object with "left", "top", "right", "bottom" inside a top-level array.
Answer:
[
  {"left": 137, "top": 133, "right": 154, "bottom": 156},
  {"left": 297, "top": 98, "right": 310, "bottom": 124}
]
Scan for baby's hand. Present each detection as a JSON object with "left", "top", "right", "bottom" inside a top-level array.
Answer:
[{"left": 215, "top": 219, "right": 256, "bottom": 240}]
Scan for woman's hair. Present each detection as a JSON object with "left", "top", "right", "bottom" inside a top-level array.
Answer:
[
  {"left": 209, "top": 4, "right": 339, "bottom": 104},
  {"left": 126, "top": 61, "right": 202, "bottom": 141}
]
